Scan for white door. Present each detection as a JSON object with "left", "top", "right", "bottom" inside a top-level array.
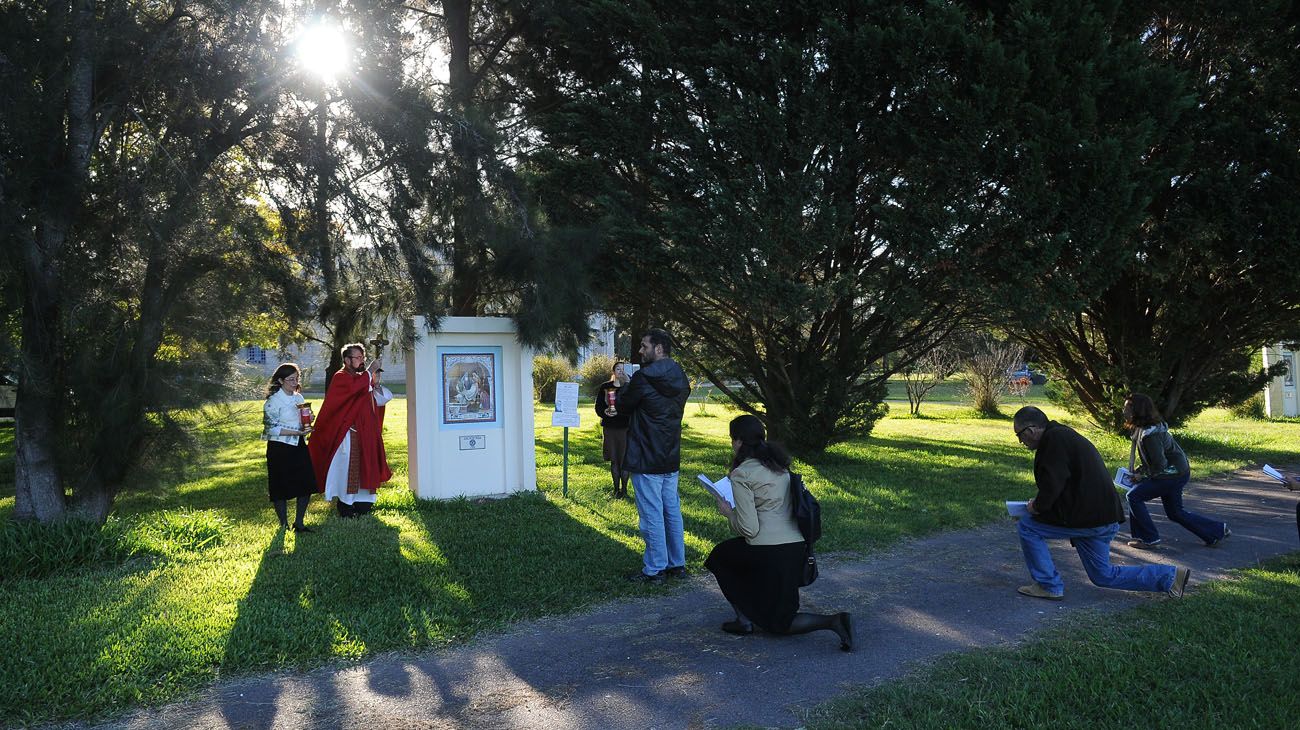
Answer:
[{"left": 1284, "top": 352, "right": 1298, "bottom": 417}]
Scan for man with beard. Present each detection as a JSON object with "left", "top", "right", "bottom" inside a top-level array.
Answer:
[
  {"left": 617, "top": 328, "right": 691, "bottom": 582},
  {"left": 309, "top": 343, "right": 393, "bottom": 517},
  {"left": 1011, "top": 406, "right": 1189, "bottom": 600}
]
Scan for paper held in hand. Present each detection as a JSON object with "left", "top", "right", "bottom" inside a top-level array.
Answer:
[
  {"left": 1113, "top": 467, "right": 1137, "bottom": 494},
  {"left": 1263, "top": 464, "right": 1288, "bottom": 483},
  {"left": 697, "top": 474, "right": 735, "bottom": 508},
  {"left": 1005, "top": 501, "right": 1030, "bottom": 519}
]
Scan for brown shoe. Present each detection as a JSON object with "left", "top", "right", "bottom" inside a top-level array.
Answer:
[{"left": 1017, "top": 584, "right": 1064, "bottom": 601}]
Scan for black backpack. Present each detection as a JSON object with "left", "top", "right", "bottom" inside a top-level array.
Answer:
[{"left": 789, "top": 471, "right": 821, "bottom": 585}]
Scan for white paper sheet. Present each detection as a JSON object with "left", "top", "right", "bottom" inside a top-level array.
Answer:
[{"left": 697, "top": 474, "right": 735, "bottom": 508}]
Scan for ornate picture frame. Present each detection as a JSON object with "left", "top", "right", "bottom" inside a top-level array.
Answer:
[{"left": 441, "top": 352, "right": 497, "bottom": 425}]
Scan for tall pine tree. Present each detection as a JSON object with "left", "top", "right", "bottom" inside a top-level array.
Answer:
[
  {"left": 1012, "top": 1, "right": 1300, "bottom": 430},
  {"left": 516, "top": 0, "right": 1183, "bottom": 451}
]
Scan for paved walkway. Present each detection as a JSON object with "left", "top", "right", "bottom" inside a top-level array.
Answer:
[{"left": 81, "top": 470, "right": 1298, "bottom": 730}]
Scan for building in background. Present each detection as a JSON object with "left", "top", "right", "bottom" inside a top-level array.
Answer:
[
  {"left": 576, "top": 314, "right": 616, "bottom": 367},
  {"left": 1263, "top": 343, "right": 1298, "bottom": 417},
  {"left": 239, "top": 338, "right": 408, "bottom": 389},
  {"left": 239, "top": 314, "right": 615, "bottom": 389}
]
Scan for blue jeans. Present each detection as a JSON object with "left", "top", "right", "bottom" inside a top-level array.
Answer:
[
  {"left": 1128, "top": 474, "right": 1225, "bottom": 544},
  {"left": 1017, "top": 515, "right": 1176, "bottom": 595},
  {"left": 631, "top": 471, "right": 686, "bottom": 576}
]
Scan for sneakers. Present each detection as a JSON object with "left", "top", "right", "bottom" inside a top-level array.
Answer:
[
  {"left": 663, "top": 566, "right": 689, "bottom": 579},
  {"left": 1207, "top": 525, "right": 1231, "bottom": 547},
  {"left": 626, "top": 570, "right": 665, "bottom": 584},
  {"left": 1017, "top": 584, "right": 1064, "bottom": 601},
  {"left": 1126, "top": 539, "right": 1163, "bottom": 550},
  {"left": 1168, "top": 566, "right": 1191, "bottom": 598}
]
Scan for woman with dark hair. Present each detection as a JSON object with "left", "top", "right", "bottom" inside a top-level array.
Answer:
[
  {"left": 1123, "top": 393, "right": 1228, "bottom": 549},
  {"left": 703, "top": 415, "right": 853, "bottom": 651},
  {"left": 262, "top": 363, "right": 317, "bottom": 532},
  {"left": 594, "top": 360, "right": 631, "bottom": 498}
]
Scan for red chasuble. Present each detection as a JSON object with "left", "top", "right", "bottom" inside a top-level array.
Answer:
[{"left": 308, "top": 369, "right": 392, "bottom": 493}]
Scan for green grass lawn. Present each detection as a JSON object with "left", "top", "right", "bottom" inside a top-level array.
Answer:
[
  {"left": 0, "top": 400, "right": 1296, "bottom": 725},
  {"left": 805, "top": 553, "right": 1300, "bottom": 729}
]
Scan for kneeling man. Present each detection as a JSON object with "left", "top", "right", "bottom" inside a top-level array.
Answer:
[{"left": 1011, "top": 406, "right": 1189, "bottom": 600}]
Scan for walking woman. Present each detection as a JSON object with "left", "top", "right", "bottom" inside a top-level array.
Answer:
[
  {"left": 262, "top": 363, "right": 317, "bottom": 532},
  {"left": 704, "top": 415, "right": 852, "bottom": 650},
  {"left": 594, "top": 361, "right": 631, "bottom": 498},
  {"left": 1124, "top": 393, "right": 1229, "bottom": 549}
]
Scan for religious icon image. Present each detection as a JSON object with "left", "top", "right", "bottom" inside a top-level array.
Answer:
[{"left": 442, "top": 353, "right": 497, "bottom": 424}]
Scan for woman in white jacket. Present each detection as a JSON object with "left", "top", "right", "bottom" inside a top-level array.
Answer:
[{"left": 262, "top": 364, "right": 317, "bottom": 532}]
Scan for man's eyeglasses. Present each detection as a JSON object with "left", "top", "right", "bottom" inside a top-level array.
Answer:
[{"left": 1015, "top": 424, "right": 1035, "bottom": 440}]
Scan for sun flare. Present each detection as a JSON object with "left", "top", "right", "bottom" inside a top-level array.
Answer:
[{"left": 295, "top": 21, "right": 350, "bottom": 83}]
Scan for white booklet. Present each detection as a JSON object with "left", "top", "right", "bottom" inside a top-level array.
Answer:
[
  {"left": 697, "top": 474, "right": 735, "bottom": 508},
  {"left": 1005, "top": 501, "right": 1031, "bottom": 519},
  {"left": 1113, "top": 467, "right": 1137, "bottom": 494},
  {"left": 1263, "top": 464, "right": 1288, "bottom": 484}
]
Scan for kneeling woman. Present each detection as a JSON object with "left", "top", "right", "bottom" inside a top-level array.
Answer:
[
  {"left": 262, "top": 363, "right": 317, "bottom": 532},
  {"left": 704, "top": 415, "right": 852, "bottom": 651}
]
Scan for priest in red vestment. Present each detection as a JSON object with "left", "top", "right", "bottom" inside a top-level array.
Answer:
[{"left": 308, "top": 343, "right": 393, "bottom": 517}]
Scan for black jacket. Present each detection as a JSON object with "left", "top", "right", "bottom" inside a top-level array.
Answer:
[
  {"left": 594, "top": 380, "right": 630, "bottom": 429},
  {"left": 1032, "top": 421, "right": 1126, "bottom": 528},
  {"left": 616, "top": 358, "right": 690, "bottom": 474}
]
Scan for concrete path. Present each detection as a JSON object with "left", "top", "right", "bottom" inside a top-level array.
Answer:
[{"left": 78, "top": 470, "right": 1298, "bottom": 730}]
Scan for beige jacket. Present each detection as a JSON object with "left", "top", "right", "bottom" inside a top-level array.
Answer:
[{"left": 727, "top": 458, "right": 805, "bottom": 546}]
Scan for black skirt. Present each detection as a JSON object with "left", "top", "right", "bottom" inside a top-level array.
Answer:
[
  {"left": 704, "top": 537, "right": 806, "bottom": 633},
  {"left": 265, "top": 439, "right": 317, "bottom": 502},
  {"left": 602, "top": 426, "right": 628, "bottom": 464}
]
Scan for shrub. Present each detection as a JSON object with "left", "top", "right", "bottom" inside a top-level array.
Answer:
[
  {"left": 1228, "top": 392, "right": 1266, "bottom": 420},
  {"left": 134, "top": 508, "right": 230, "bottom": 556},
  {"left": 579, "top": 354, "right": 618, "bottom": 397},
  {"left": 961, "top": 333, "right": 1023, "bottom": 417},
  {"left": 0, "top": 517, "right": 143, "bottom": 581},
  {"left": 533, "top": 355, "right": 575, "bottom": 403}
]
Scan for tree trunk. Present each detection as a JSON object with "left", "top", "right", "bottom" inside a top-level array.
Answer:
[
  {"left": 13, "top": 388, "right": 65, "bottom": 522},
  {"left": 323, "top": 308, "right": 363, "bottom": 389},
  {"left": 70, "top": 474, "right": 113, "bottom": 524},
  {"left": 12, "top": 0, "right": 97, "bottom": 522},
  {"left": 443, "top": 0, "right": 483, "bottom": 316}
]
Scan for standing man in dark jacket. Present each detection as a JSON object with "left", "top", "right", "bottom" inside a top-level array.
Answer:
[
  {"left": 1011, "top": 406, "right": 1190, "bottom": 600},
  {"left": 617, "top": 328, "right": 691, "bottom": 582}
]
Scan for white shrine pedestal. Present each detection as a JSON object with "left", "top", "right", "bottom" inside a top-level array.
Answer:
[{"left": 405, "top": 316, "right": 537, "bottom": 499}]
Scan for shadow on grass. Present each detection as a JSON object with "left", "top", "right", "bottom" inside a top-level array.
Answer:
[
  {"left": 220, "top": 510, "right": 432, "bottom": 724},
  {"left": 1176, "top": 432, "right": 1300, "bottom": 472},
  {"left": 793, "top": 434, "right": 1036, "bottom": 552}
]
